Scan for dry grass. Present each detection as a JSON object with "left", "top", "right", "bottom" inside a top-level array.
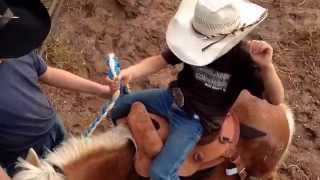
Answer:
[{"left": 42, "top": 34, "right": 86, "bottom": 73}]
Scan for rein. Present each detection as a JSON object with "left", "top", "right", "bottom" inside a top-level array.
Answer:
[
  {"left": 84, "top": 54, "right": 129, "bottom": 137},
  {"left": 83, "top": 91, "right": 120, "bottom": 137},
  {"left": 83, "top": 53, "right": 120, "bottom": 137}
]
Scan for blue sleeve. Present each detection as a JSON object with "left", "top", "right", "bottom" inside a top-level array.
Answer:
[{"left": 33, "top": 53, "right": 48, "bottom": 77}]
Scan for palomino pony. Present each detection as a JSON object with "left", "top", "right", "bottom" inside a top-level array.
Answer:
[{"left": 13, "top": 91, "right": 294, "bottom": 180}]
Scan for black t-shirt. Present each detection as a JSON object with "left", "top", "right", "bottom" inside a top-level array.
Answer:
[{"left": 162, "top": 44, "right": 264, "bottom": 133}]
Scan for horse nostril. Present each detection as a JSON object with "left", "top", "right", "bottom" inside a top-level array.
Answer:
[
  {"left": 219, "top": 136, "right": 231, "bottom": 144},
  {"left": 151, "top": 119, "right": 160, "bottom": 130},
  {"left": 194, "top": 152, "right": 205, "bottom": 162}
]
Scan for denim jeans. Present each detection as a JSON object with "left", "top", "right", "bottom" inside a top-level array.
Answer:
[
  {"left": 0, "top": 115, "right": 66, "bottom": 177},
  {"left": 112, "top": 89, "right": 204, "bottom": 180}
]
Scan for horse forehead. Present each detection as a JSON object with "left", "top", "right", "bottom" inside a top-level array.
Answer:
[
  {"left": 232, "top": 91, "right": 288, "bottom": 127},
  {"left": 233, "top": 91, "right": 279, "bottom": 112}
]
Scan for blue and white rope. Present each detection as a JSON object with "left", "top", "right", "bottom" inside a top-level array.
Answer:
[{"left": 83, "top": 53, "right": 121, "bottom": 137}]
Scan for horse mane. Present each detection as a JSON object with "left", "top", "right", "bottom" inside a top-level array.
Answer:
[
  {"left": 13, "top": 159, "right": 65, "bottom": 180},
  {"left": 282, "top": 104, "right": 295, "bottom": 145},
  {"left": 13, "top": 124, "right": 133, "bottom": 180},
  {"left": 280, "top": 104, "right": 295, "bottom": 158}
]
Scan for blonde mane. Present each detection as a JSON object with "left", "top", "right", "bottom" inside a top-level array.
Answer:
[
  {"left": 13, "top": 124, "right": 133, "bottom": 180},
  {"left": 281, "top": 104, "right": 295, "bottom": 160}
]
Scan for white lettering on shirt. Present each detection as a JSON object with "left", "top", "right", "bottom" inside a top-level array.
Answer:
[{"left": 193, "top": 67, "right": 231, "bottom": 92}]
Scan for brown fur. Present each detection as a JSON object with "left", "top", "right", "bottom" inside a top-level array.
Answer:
[
  {"left": 63, "top": 91, "right": 291, "bottom": 180},
  {"left": 14, "top": 91, "right": 293, "bottom": 180},
  {"left": 63, "top": 142, "right": 136, "bottom": 180},
  {"left": 231, "top": 91, "right": 291, "bottom": 178}
]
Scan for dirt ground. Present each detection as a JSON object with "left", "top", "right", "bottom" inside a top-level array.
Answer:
[{"left": 40, "top": 0, "right": 320, "bottom": 179}]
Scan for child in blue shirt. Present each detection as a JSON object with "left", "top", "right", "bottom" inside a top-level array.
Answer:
[{"left": 0, "top": 0, "right": 116, "bottom": 176}]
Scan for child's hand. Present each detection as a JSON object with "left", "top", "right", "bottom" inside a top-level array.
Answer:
[
  {"left": 100, "top": 72, "right": 125, "bottom": 98},
  {"left": 116, "top": 69, "right": 133, "bottom": 85},
  {"left": 105, "top": 69, "right": 132, "bottom": 88},
  {"left": 246, "top": 40, "right": 274, "bottom": 68},
  {"left": 96, "top": 84, "right": 118, "bottom": 99},
  {"left": 104, "top": 69, "right": 132, "bottom": 90}
]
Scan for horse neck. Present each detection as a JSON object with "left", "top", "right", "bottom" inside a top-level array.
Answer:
[
  {"left": 63, "top": 142, "right": 136, "bottom": 180},
  {"left": 232, "top": 91, "right": 293, "bottom": 176}
]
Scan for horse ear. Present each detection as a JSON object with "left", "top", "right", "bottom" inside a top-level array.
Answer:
[{"left": 26, "top": 148, "right": 41, "bottom": 167}]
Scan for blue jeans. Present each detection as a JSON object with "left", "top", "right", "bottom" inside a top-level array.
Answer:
[
  {"left": 0, "top": 115, "right": 66, "bottom": 177},
  {"left": 112, "top": 89, "right": 204, "bottom": 180}
]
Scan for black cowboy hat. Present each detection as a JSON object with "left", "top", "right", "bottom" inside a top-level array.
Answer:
[{"left": 0, "top": 0, "right": 51, "bottom": 58}]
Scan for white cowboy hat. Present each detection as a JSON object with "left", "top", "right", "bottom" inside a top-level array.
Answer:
[{"left": 166, "top": 0, "right": 268, "bottom": 66}]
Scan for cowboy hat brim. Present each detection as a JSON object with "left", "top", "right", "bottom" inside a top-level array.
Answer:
[
  {"left": 166, "top": 0, "right": 268, "bottom": 66},
  {"left": 0, "top": 0, "right": 51, "bottom": 58}
]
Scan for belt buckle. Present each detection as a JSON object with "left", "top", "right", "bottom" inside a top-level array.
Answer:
[{"left": 172, "top": 88, "right": 184, "bottom": 108}]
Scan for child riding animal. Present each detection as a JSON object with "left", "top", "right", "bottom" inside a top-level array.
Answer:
[
  {"left": 1, "top": 0, "right": 285, "bottom": 179},
  {"left": 108, "top": 0, "right": 284, "bottom": 179}
]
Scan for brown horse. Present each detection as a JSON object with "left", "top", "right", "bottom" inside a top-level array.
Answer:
[{"left": 12, "top": 91, "right": 294, "bottom": 180}]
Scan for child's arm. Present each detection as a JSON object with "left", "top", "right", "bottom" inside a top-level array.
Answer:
[
  {"left": 40, "top": 67, "right": 117, "bottom": 98},
  {"left": 247, "top": 40, "right": 284, "bottom": 105},
  {"left": 113, "top": 55, "right": 168, "bottom": 84},
  {"left": 0, "top": 167, "right": 10, "bottom": 180},
  {"left": 259, "top": 64, "right": 284, "bottom": 105}
]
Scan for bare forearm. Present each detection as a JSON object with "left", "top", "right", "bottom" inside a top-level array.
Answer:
[
  {"left": 260, "top": 65, "right": 284, "bottom": 105},
  {"left": 40, "top": 67, "right": 110, "bottom": 97},
  {"left": 125, "top": 55, "right": 168, "bottom": 80},
  {"left": 0, "top": 167, "right": 10, "bottom": 180}
]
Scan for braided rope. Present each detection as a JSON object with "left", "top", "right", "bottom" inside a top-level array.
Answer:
[
  {"left": 83, "top": 54, "right": 122, "bottom": 137},
  {"left": 83, "top": 90, "right": 120, "bottom": 137}
]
